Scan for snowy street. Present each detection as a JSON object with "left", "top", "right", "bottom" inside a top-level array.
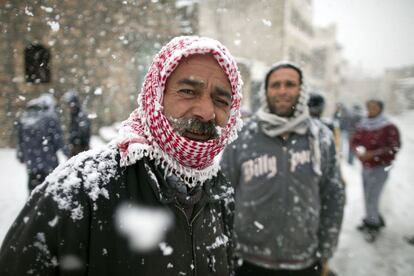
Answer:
[
  {"left": 1, "top": 112, "right": 413, "bottom": 275},
  {"left": 329, "top": 111, "right": 414, "bottom": 275}
]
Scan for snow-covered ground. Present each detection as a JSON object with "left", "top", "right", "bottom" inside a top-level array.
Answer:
[{"left": 1, "top": 113, "right": 413, "bottom": 275}]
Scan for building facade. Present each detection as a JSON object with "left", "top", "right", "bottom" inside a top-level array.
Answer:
[
  {"left": 197, "top": 0, "right": 344, "bottom": 114},
  {"left": 382, "top": 65, "right": 414, "bottom": 113},
  {"left": 1, "top": 0, "right": 345, "bottom": 147},
  {"left": 0, "top": 0, "right": 185, "bottom": 147}
]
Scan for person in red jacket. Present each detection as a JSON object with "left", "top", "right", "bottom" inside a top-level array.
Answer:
[{"left": 351, "top": 99, "right": 400, "bottom": 240}]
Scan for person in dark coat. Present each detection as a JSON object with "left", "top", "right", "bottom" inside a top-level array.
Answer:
[
  {"left": 63, "top": 89, "right": 91, "bottom": 157},
  {"left": 345, "top": 105, "right": 362, "bottom": 164},
  {"left": 351, "top": 99, "right": 401, "bottom": 240},
  {"left": 308, "top": 92, "right": 341, "bottom": 153},
  {"left": 0, "top": 36, "right": 243, "bottom": 276},
  {"left": 15, "top": 93, "right": 66, "bottom": 192},
  {"left": 334, "top": 103, "right": 362, "bottom": 165}
]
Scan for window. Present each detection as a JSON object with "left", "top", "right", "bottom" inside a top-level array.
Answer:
[{"left": 25, "top": 44, "right": 51, "bottom": 83}]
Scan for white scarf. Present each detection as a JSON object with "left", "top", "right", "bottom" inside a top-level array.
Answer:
[
  {"left": 256, "top": 65, "right": 322, "bottom": 175},
  {"left": 358, "top": 114, "right": 390, "bottom": 130}
]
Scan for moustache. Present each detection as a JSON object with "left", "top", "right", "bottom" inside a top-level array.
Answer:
[{"left": 167, "top": 117, "right": 219, "bottom": 140}]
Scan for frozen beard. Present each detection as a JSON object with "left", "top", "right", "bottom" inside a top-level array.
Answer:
[{"left": 167, "top": 116, "right": 220, "bottom": 142}]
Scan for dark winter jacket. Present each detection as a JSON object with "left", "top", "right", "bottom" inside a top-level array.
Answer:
[
  {"left": 69, "top": 108, "right": 90, "bottom": 148},
  {"left": 65, "top": 92, "right": 91, "bottom": 156},
  {"left": 0, "top": 147, "right": 235, "bottom": 276},
  {"left": 221, "top": 118, "right": 345, "bottom": 270},
  {"left": 351, "top": 116, "right": 400, "bottom": 168},
  {"left": 16, "top": 100, "right": 65, "bottom": 173}
]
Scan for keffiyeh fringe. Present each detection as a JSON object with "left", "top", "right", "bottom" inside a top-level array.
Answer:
[{"left": 116, "top": 36, "right": 243, "bottom": 187}]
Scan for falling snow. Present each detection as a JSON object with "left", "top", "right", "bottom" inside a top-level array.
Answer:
[
  {"left": 254, "top": 221, "right": 264, "bottom": 231},
  {"left": 262, "top": 19, "right": 272, "bottom": 27},
  {"left": 24, "top": 7, "right": 33, "bottom": 16},
  {"left": 47, "top": 21, "right": 60, "bottom": 32},
  {"left": 159, "top": 242, "right": 174, "bottom": 256},
  {"left": 115, "top": 203, "right": 173, "bottom": 252}
]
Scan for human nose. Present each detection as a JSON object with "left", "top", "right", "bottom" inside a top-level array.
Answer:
[
  {"left": 278, "top": 84, "right": 287, "bottom": 95},
  {"left": 192, "top": 95, "right": 215, "bottom": 122}
]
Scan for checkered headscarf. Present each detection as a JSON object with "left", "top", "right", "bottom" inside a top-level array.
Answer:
[{"left": 117, "top": 36, "right": 243, "bottom": 186}]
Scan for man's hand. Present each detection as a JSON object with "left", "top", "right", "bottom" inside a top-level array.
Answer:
[
  {"left": 321, "top": 260, "right": 329, "bottom": 276},
  {"left": 358, "top": 150, "right": 375, "bottom": 161}
]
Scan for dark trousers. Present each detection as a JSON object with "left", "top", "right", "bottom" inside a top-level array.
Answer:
[
  {"left": 28, "top": 171, "right": 49, "bottom": 193},
  {"left": 236, "top": 260, "right": 322, "bottom": 276}
]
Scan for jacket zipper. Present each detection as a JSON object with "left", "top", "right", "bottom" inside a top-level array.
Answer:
[
  {"left": 174, "top": 204, "right": 205, "bottom": 276},
  {"left": 281, "top": 138, "right": 290, "bottom": 239}
]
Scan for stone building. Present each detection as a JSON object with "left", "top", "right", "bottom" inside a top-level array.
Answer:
[
  {"left": 382, "top": 65, "right": 414, "bottom": 113},
  {"left": 1, "top": 0, "right": 345, "bottom": 147},
  {"left": 197, "top": 0, "right": 344, "bottom": 113},
  {"left": 339, "top": 65, "right": 414, "bottom": 115},
  {"left": 311, "top": 25, "right": 345, "bottom": 115},
  {"left": 0, "top": 0, "right": 188, "bottom": 147},
  {"left": 197, "top": 0, "right": 314, "bottom": 111}
]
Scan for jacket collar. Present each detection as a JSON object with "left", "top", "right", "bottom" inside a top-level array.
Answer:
[{"left": 141, "top": 158, "right": 234, "bottom": 204}]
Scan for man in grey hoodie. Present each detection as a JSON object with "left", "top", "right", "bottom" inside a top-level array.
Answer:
[{"left": 221, "top": 62, "right": 345, "bottom": 276}]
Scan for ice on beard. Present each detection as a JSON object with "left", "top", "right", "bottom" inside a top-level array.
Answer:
[{"left": 115, "top": 203, "right": 173, "bottom": 252}]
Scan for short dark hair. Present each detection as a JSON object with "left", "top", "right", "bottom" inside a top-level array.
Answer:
[
  {"left": 367, "top": 99, "right": 384, "bottom": 111},
  {"left": 308, "top": 93, "right": 325, "bottom": 118},
  {"left": 264, "top": 63, "right": 303, "bottom": 89}
]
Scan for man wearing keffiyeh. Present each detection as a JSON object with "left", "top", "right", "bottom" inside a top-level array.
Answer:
[
  {"left": 221, "top": 62, "right": 345, "bottom": 276},
  {"left": 0, "top": 36, "right": 243, "bottom": 276}
]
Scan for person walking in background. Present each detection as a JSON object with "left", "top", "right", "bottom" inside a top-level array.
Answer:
[
  {"left": 0, "top": 36, "right": 243, "bottom": 276},
  {"left": 63, "top": 89, "right": 91, "bottom": 157},
  {"left": 308, "top": 92, "right": 341, "bottom": 152},
  {"left": 333, "top": 103, "right": 353, "bottom": 164},
  {"left": 351, "top": 99, "right": 401, "bottom": 242},
  {"left": 221, "top": 62, "right": 345, "bottom": 276},
  {"left": 15, "top": 93, "right": 66, "bottom": 193},
  {"left": 345, "top": 104, "right": 363, "bottom": 164}
]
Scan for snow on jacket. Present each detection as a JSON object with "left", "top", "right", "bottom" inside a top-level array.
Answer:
[
  {"left": 0, "top": 146, "right": 235, "bottom": 276},
  {"left": 16, "top": 98, "right": 65, "bottom": 173},
  {"left": 351, "top": 116, "right": 400, "bottom": 168},
  {"left": 220, "top": 117, "right": 345, "bottom": 270}
]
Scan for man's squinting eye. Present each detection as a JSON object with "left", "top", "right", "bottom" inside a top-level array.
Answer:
[
  {"left": 270, "top": 81, "right": 298, "bottom": 89},
  {"left": 178, "top": 89, "right": 196, "bottom": 96},
  {"left": 270, "top": 82, "right": 280, "bottom": 89},
  {"left": 215, "top": 97, "right": 231, "bottom": 107},
  {"left": 285, "top": 81, "right": 298, "bottom": 87}
]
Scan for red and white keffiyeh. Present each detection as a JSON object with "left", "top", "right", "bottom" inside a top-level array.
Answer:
[{"left": 117, "top": 36, "right": 243, "bottom": 186}]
